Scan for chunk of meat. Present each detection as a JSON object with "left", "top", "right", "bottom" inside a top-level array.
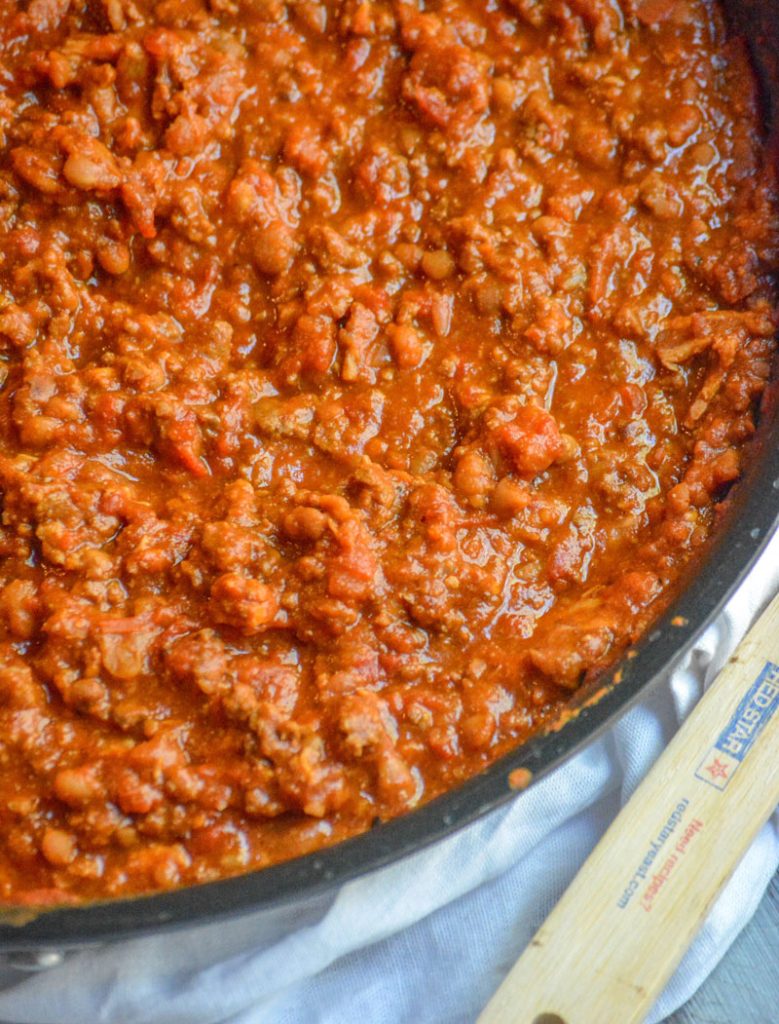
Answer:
[
  {"left": 339, "top": 691, "right": 417, "bottom": 809},
  {"left": 211, "top": 573, "right": 281, "bottom": 634},
  {"left": 492, "top": 405, "right": 565, "bottom": 476}
]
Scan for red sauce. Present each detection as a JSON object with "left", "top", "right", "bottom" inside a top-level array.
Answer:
[{"left": 0, "top": 0, "right": 775, "bottom": 902}]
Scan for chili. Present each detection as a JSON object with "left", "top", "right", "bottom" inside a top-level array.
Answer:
[{"left": 0, "top": 0, "right": 775, "bottom": 902}]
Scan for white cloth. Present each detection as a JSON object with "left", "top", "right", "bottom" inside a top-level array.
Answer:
[{"left": 1, "top": 530, "right": 778, "bottom": 1024}]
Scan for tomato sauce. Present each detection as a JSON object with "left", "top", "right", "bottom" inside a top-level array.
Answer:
[{"left": 0, "top": 0, "right": 775, "bottom": 902}]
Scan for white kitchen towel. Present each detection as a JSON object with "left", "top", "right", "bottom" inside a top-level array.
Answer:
[{"left": 0, "top": 528, "right": 777, "bottom": 1024}]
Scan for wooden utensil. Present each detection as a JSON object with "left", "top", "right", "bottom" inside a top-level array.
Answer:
[{"left": 479, "top": 592, "right": 779, "bottom": 1024}]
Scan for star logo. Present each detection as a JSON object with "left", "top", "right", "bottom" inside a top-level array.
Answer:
[{"left": 705, "top": 758, "right": 729, "bottom": 781}]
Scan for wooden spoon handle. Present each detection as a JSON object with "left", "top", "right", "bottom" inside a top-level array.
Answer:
[{"left": 479, "top": 593, "right": 779, "bottom": 1024}]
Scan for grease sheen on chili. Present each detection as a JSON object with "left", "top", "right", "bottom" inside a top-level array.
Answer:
[{"left": 0, "top": 0, "right": 775, "bottom": 903}]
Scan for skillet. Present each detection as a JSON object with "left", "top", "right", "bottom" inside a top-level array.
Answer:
[{"left": 0, "top": 0, "right": 777, "bottom": 957}]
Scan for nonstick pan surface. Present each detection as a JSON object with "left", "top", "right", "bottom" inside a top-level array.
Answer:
[{"left": 0, "top": 0, "right": 777, "bottom": 953}]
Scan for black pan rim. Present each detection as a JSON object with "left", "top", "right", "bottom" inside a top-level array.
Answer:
[{"left": 1, "top": 0, "right": 778, "bottom": 951}]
